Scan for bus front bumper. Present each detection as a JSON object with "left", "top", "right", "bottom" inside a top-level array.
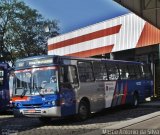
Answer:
[{"left": 14, "top": 107, "right": 61, "bottom": 117}]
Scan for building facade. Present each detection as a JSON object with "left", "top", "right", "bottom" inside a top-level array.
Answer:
[{"left": 48, "top": 13, "right": 160, "bottom": 96}]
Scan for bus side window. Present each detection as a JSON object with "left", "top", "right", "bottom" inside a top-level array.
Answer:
[
  {"left": 60, "top": 66, "right": 78, "bottom": 89},
  {"left": 0, "top": 69, "right": 4, "bottom": 86},
  {"left": 142, "top": 64, "right": 152, "bottom": 79},
  {"left": 78, "top": 61, "right": 94, "bottom": 82},
  {"left": 127, "top": 64, "right": 136, "bottom": 79},
  {"left": 93, "top": 62, "right": 108, "bottom": 81},
  {"left": 106, "top": 63, "right": 119, "bottom": 80},
  {"left": 134, "top": 65, "right": 142, "bottom": 79},
  {"left": 118, "top": 64, "right": 129, "bottom": 80}
]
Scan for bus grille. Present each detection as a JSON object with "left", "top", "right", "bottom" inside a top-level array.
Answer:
[
  {"left": 23, "top": 110, "right": 41, "bottom": 115},
  {"left": 23, "top": 104, "right": 42, "bottom": 108}
]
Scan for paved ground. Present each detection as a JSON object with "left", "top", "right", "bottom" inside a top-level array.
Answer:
[
  {"left": 125, "top": 116, "right": 160, "bottom": 129},
  {"left": 0, "top": 102, "right": 160, "bottom": 135}
]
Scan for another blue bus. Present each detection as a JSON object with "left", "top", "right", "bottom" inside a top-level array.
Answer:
[
  {"left": 0, "top": 63, "right": 11, "bottom": 112},
  {"left": 11, "top": 55, "right": 153, "bottom": 121}
]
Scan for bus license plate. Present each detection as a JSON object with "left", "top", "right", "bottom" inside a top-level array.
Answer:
[{"left": 27, "top": 109, "right": 35, "bottom": 113}]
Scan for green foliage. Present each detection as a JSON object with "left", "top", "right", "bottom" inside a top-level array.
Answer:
[{"left": 0, "top": 0, "right": 59, "bottom": 65}]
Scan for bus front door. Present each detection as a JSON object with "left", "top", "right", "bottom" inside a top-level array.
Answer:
[{"left": 60, "top": 86, "right": 76, "bottom": 116}]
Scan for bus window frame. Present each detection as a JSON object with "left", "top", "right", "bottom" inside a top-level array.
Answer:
[
  {"left": 134, "top": 64, "right": 143, "bottom": 79},
  {"left": 118, "top": 63, "right": 130, "bottom": 80},
  {"left": 106, "top": 62, "right": 120, "bottom": 81},
  {"left": 59, "top": 65, "right": 79, "bottom": 89},
  {"left": 92, "top": 61, "right": 109, "bottom": 81},
  {"left": 127, "top": 64, "right": 137, "bottom": 80},
  {"left": 77, "top": 61, "right": 95, "bottom": 83},
  {"left": 142, "top": 64, "right": 153, "bottom": 79}
]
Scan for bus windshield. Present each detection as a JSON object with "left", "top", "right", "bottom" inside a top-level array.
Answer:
[{"left": 14, "top": 67, "right": 58, "bottom": 96}]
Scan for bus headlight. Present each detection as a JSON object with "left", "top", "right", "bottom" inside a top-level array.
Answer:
[
  {"left": 46, "top": 101, "right": 51, "bottom": 105},
  {"left": 51, "top": 101, "right": 55, "bottom": 106},
  {"left": 16, "top": 103, "right": 22, "bottom": 107}
]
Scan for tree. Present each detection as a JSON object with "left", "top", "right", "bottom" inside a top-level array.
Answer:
[{"left": 0, "top": 0, "right": 59, "bottom": 65}]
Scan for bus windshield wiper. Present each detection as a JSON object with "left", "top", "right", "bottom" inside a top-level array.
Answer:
[
  {"left": 21, "top": 88, "right": 28, "bottom": 98},
  {"left": 33, "top": 77, "right": 44, "bottom": 97},
  {"left": 35, "top": 86, "right": 44, "bottom": 97}
]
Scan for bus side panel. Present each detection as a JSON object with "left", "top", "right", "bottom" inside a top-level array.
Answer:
[
  {"left": 104, "top": 80, "right": 153, "bottom": 108},
  {"left": 143, "top": 79, "right": 154, "bottom": 98},
  {"left": 116, "top": 80, "right": 127, "bottom": 106},
  {"left": 110, "top": 79, "right": 147, "bottom": 107},
  {"left": 125, "top": 80, "right": 147, "bottom": 104},
  {"left": 111, "top": 80, "right": 128, "bottom": 107},
  {"left": 77, "top": 82, "right": 105, "bottom": 113},
  {"left": 105, "top": 81, "right": 116, "bottom": 108},
  {"left": 118, "top": 79, "right": 153, "bottom": 105},
  {"left": 60, "top": 88, "right": 76, "bottom": 116}
]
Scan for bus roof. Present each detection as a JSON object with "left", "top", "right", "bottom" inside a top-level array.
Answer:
[{"left": 15, "top": 55, "right": 143, "bottom": 70}]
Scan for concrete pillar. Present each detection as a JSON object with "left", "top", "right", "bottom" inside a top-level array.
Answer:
[{"left": 110, "top": 53, "right": 114, "bottom": 60}]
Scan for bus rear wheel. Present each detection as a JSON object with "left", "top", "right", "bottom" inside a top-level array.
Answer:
[{"left": 77, "top": 101, "right": 90, "bottom": 121}]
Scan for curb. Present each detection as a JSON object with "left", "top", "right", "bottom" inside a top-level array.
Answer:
[{"left": 83, "top": 111, "right": 160, "bottom": 135}]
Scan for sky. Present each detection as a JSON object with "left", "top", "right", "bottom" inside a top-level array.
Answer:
[{"left": 23, "top": 0, "right": 129, "bottom": 34}]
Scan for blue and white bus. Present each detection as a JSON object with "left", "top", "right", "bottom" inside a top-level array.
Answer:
[
  {"left": 11, "top": 55, "right": 153, "bottom": 122},
  {"left": 0, "top": 63, "right": 11, "bottom": 112}
]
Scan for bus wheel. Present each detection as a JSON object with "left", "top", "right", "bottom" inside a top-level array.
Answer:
[
  {"left": 132, "top": 93, "right": 139, "bottom": 107},
  {"left": 39, "top": 117, "right": 52, "bottom": 124},
  {"left": 13, "top": 110, "right": 22, "bottom": 118},
  {"left": 77, "top": 101, "right": 90, "bottom": 121}
]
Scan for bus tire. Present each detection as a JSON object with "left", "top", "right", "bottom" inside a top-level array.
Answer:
[
  {"left": 77, "top": 101, "right": 90, "bottom": 121},
  {"left": 39, "top": 117, "right": 52, "bottom": 124},
  {"left": 13, "top": 113, "right": 19, "bottom": 118},
  {"left": 132, "top": 93, "right": 139, "bottom": 107},
  {"left": 13, "top": 110, "right": 22, "bottom": 118}
]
